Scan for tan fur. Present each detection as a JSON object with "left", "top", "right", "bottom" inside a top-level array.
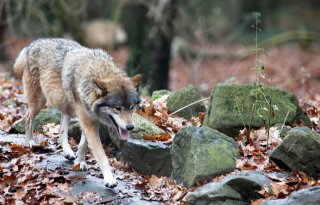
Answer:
[{"left": 14, "top": 38, "right": 141, "bottom": 188}]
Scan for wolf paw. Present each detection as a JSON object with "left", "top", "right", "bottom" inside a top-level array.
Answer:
[
  {"left": 25, "top": 139, "right": 37, "bottom": 148},
  {"left": 64, "top": 152, "right": 76, "bottom": 161},
  {"left": 104, "top": 177, "right": 118, "bottom": 188},
  {"left": 74, "top": 159, "right": 87, "bottom": 171}
]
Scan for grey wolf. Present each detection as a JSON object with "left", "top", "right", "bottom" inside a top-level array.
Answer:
[{"left": 14, "top": 38, "right": 141, "bottom": 187}]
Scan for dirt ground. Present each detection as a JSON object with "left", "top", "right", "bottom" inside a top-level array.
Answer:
[{"left": 169, "top": 43, "right": 320, "bottom": 98}]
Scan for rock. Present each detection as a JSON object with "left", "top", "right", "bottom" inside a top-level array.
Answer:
[
  {"left": 270, "top": 126, "right": 320, "bottom": 179},
  {"left": 67, "top": 119, "right": 82, "bottom": 139},
  {"left": 10, "top": 108, "right": 61, "bottom": 133},
  {"left": 261, "top": 185, "right": 320, "bottom": 205},
  {"left": 130, "top": 113, "right": 166, "bottom": 139},
  {"left": 68, "top": 120, "right": 111, "bottom": 145},
  {"left": 151, "top": 90, "right": 172, "bottom": 101},
  {"left": 171, "top": 126, "right": 239, "bottom": 187},
  {"left": 121, "top": 139, "right": 172, "bottom": 176},
  {"left": 203, "top": 83, "right": 310, "bottom": 137},
  {"left": 109, "top": 113, "right": 166, "bottom": 149},
  {"left": 186, "top": 171, "right": 272, "bottom": 205},
  {"left": 167, "top": 85, "right": 206, "bottom": 119}
]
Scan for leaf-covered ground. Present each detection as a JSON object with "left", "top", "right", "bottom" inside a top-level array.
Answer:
[{"left": 1, "top": 40, "right": 320, "bottom": 204}]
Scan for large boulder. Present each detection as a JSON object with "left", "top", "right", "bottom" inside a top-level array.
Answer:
[
  {"left": 270, "top": 126, "right": 320, "bottom": 179},
  {"left": 203, "top": 83, "right": 310, "bottom": 137},
  {"left": 121, "top": 139, "right": 172, "bottom": 176},
  {"left": 186, "top": 171, "right": 272, "bottom": 205},
  {"left": 167, "top": 85, "right": 206, "bottom": 119},
  {"left": 171, "top": 126, "right": 239, "bottom": 187},
  {"left": 261, "top": 185, "right": 320, "bottom": 205},
  {"left": 10, "top": 108, "right": 61, "bottom": 133}
]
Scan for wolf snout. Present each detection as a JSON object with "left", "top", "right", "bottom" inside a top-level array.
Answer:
[{"left": 126, "top": 124, "right": 134, "bottom": 131}]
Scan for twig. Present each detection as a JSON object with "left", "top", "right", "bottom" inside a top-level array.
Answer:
[
  {"left": 278, "top": 110, "right": 290, "bottom": 138},
  {"left": 168, "top": 97, "right": 210, "bottom": 117}
]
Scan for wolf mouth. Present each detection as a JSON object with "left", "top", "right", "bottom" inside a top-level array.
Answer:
[{"left": 108, "top": 115, "right": 130, "bottom": 141}]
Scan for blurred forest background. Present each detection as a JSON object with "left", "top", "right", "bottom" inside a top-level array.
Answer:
[{"left": 0, "top": 0, "right": 320, "bottom": 97}]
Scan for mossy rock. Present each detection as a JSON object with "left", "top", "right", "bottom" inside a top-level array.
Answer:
[
  {"left": 151, "top": 90, "right": 172, "bottom": 101},
  {"left": 171, "top": 126, "right": 239, "bottom": 187},
  {"left": 270, "top": 126, "right": 320, "bottom": 179},
  {"left": 204, "top": 83, "right": 310, "bottom": 137},
  {"left": 167, "top": 85, "right": 206, "bottom": 119},
  {"left": 10, "top": 108, "right": 61, "bottom": 133}
]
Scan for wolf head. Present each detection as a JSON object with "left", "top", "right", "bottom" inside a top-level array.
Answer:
[{"left": 93, "top": 74, "right": 141, "bottom": 140}]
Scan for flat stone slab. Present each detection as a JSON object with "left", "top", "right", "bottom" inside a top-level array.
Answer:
[{"left": 261, "top": 185, "right": 320, "bottom": 205}]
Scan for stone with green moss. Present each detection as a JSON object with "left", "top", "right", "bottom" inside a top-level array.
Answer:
[
  {"left": 130, "top": 113, "right": 166, "bottom": 139},
  {"left": 167, "top": 85, "right": 206, "bottom": 119},
  {"left": 151, "top": 90, "right": 172, "bottom": 101},
  {"left": 270, "top": 126, "right": 320, "bottom": 179},
  {"left": 171, "top": 126, "right": 239, "bottom": 187},
  {"left": 203, "top": 83, "right": 310, "bottom": 137},
  {"left": 10, "top": 108, "right": 61, "bottom": 133}
]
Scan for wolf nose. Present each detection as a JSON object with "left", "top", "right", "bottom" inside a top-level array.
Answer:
[{"left": 126, "top": 125, "right": 134, "bottom": 131}]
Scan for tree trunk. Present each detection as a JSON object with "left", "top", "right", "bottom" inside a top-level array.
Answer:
[
  {"left": 0, "top": 2, "right": 7, "bottom": 61},
  {"left": 143, "top": 0, "right": 176, "bottom": 92},
  {"left": 123, "top": 0, "right": 176, "bottom": 92}
]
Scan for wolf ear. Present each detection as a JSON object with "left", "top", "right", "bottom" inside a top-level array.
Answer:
[
  {"left": 131, "top": 74, "right": 142, "bottom": 90},
  {"left": 93, "top": 79, "right": 107, "bottom": 96}
]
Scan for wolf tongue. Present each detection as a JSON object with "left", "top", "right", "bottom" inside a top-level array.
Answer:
[{"left": 118, "top": 127, "right": 130, "bottom": 140}]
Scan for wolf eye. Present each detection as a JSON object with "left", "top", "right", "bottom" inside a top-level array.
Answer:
[
  {"left": 130, "top": 105, "right": 135, "bottom": 110},
  {"left": 115, "top": 107, "right": 122, "bottom": 112}
]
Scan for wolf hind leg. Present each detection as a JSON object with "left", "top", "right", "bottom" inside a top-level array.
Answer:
[
  {"left": 74, "top": 133, "right": 88, "bottom": 170},
  {"left": 23, "top": 65, "right": 46, "bottom": 147},
  {"left": 24, "top": 87, "right": 46, "bottom": 147},
  {"left": 60, "top": 114, "right": 75, "bottom": 160},
  {"left": 25, "top": 102, "right": 45, "bottom": 147}
]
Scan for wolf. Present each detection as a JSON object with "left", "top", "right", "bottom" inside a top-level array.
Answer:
[{"left": 13, "top": 38, "right": 141, "bottom": 188}]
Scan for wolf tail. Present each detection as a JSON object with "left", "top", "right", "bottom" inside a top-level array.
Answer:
[{"left": 13, "top": 48, "right": 27, "bottom": 79}]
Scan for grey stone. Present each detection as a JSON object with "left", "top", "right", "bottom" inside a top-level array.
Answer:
[
  {"left": 261, "top": 185, "right": 320, "bottom": 205},
  {"left": 167, "top": 85, "right": 206, "bottom": 119},
  {"left": 171, "top": 126, "right": 239, "bottom": 187},
  {"left": 121, "top": 139, "right": 172, "bottom": 176},
  {"left": 186, "top": 171, "right": 272, "bottom": 205},
  {"left": 130, "top": 113, "right": 166, "bottom": 139},
  {"left": 10, "top": 108, "right": 61, "bottom": 133},
  {"left": 270, "top": 126, "right": 320, "bottom": 179},
  {"left": 151, "top": 90, "right": 172, "bottom": 100},
  {"left": 68, "top": 120, "right": 111, "bottom": 145},
  {"left": 203, "top": 83, "right": 310, "bottom": 137}
]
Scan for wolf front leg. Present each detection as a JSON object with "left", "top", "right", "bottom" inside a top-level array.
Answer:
[
  {"left": 77, "top": 109, "right": 117, "bottom": 188},
  {"left": 59, "top": 114, "right": 75, "bottom": 160},
  {"left": 74, "top": 133, "right": 88, "bottom": 170}
]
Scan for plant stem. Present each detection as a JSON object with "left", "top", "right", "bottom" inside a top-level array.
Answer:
[
  {"left": 255, "top": 12, "right": 259, "bottom": 82},
  {"left": 168, "top": 97, "right": 210, "bottom": 117}
]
